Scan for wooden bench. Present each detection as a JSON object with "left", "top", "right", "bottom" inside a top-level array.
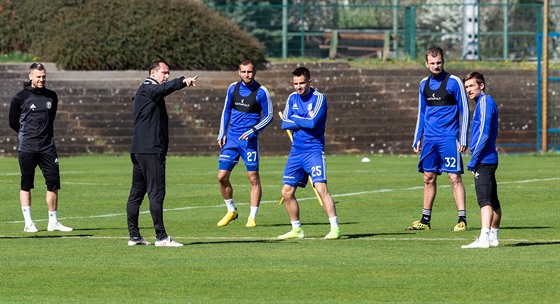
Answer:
[{"left": 319, "top": 30, "right": 397, "bottom": 60}]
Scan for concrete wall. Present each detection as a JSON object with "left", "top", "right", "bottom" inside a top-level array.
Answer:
[{"left": 0, "top": 62, "right": 537, "bottom": 156}]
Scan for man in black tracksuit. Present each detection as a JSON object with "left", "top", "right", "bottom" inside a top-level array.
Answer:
[
  {"left": 8, "top": 62, "right": 73, "bottom": 233},
  {"left": 126, "top": 60, "right": 198, "bottom": 247}
]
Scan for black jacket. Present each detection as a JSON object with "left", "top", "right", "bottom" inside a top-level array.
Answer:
[
  {"left": 130, "top": 77, "right": 186, "bottom": 154},
  {"left": 9, "top": 82, "right": 58, "bottom": 152}
]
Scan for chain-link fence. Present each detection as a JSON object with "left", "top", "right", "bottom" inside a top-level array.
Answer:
[{"left": 210, "top": 2, "right": 560, "bottom": 61}]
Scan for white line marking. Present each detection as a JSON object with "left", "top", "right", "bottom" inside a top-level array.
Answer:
[
  {"left": 0, "top": 234, "right": 557, "bottom": 244},
  {"left": 1, "top": 177, "right": 558, "bottom": 225}
]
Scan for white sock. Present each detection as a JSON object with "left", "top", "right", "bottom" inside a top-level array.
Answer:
[
  {"left": 225, "top": 199, "right": 236, "bottom": 212},
  {"left": 490, "top": 228, "right": 500, "bottom": 240},
  {"left": 249, "top": 206, "right": 258, "bottom": 219},
  {"left": 48, "top": 211, "right": 58, "bottom": 225},
  {"left": 479, "top": 228, "right": 490, "bottom": 242},
  {"left": 291, "top": 220, "right": 302, "bottom": 229},
  {"left": 22, "top": 206, "right": 33, "bottom": 226},
  {"left": 328, "top": 216, "right": 339, "bottom": 228}
]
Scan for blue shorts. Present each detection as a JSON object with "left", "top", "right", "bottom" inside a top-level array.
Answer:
[
  {"left": 418, "top": 138, "right": 464, "bottom": 174},
  {"left": 283, "top": 149, "right": 327, "bottom": 188},
  {"left": 218, "top": 136, "right": 259, "bottom": 171}
]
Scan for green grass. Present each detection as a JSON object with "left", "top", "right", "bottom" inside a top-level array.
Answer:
[
  {"left": 0, "top": 51, "right": 38, "bottom": 63},
  {"left": 0, "top": 154, "right": 559, "bottom": 303}
]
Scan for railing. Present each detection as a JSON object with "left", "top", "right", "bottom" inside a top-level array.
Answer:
[{"left": 210, "top": 2, "right": 560, "bottom": 61}]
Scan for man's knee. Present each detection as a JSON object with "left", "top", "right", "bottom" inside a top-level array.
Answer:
[
  {"left": 423, "top": 173, "right": 437, "bottom": 185},
  {"left": 448, "top": 174, "right": 463, "bottom": 186},
  {"left": 218, "top": 170, "right": 231, "bottom": 184},
  {"left": 20, "top": 174, "right": 35, "bottom": 191},
  {"left": 281, "top": 185, "right": 295, "bottom": 199},
  {"left": 45, "top": 178, "right": 61, "bottom": 192}
]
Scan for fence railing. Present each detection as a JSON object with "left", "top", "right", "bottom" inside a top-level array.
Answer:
[{"left": 210, "top": 2, "right": 560, "bottom": 61}]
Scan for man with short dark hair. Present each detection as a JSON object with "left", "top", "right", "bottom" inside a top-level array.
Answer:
[
  {"left": 216, "top": 59, "right": 273, "bottom": 228},
  {"left": 9, "top": 62, "right": 72, "bottom": 233},
  {"left": 407, "top": 47, "right": 470, "bottom": 232},
  {"left": 461, "top": 71, "right": 502, "bottom": 249},
  {"left": 126, "top": 60, "right": 198, "bottom": 247},
  {"left": 278, "top": 67, "right": 340, "bottom": 240}
]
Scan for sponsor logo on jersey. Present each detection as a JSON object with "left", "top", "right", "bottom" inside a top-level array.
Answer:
[
  {"left": 30, "top": 104, "right": 36, "bottom": 111},
  {"left": 427, "top": 93, "right": 442, "bottom": 101},
  {"left": 235, "top": 99, "right": 250, "bottom": 108},
  {"left": 292, "top": 104, "right": 299, "bottom": 110}
]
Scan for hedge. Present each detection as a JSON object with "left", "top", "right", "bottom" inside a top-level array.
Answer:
[{"left": 0, "top": 0, "right": 266, "bottom": 70}]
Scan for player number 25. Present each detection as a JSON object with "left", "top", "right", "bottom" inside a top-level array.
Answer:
[{"left": 311, "top": 165, "right": 322, "bottom": 177}]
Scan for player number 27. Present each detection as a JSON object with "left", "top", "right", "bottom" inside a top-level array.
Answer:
[
  {"left": 444, "top": 157, "right": 456, "bottom": 168},
  {"left": 247, "top": 151, "right": 257, "bottom": 162},
  {"left": 311, "top": 165, "right": 322, "bottom": 177}
]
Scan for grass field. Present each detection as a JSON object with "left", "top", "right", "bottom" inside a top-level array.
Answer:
[{"left": 0, "top": 154, "right": 559, "bottom": 303}]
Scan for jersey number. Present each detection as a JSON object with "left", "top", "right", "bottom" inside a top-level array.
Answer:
[
  {"left": 444, "top": 157, "right": 456, "bottom": 168},
  {"left": 247, "top": 151, "right": 257, "bottom": 162},
  {"left": 311, "top": 166, "right": 322, "bottom": 177}
]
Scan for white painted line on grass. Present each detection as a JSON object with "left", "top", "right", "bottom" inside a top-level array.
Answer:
[
  {"left": 0, "top": 234, "right": 558, "bottom": 244},
  {"left": 1, "top": 177, "right": 558, "bottom": 225}
]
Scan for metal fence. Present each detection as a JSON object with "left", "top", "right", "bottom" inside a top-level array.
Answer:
[{"left": 210, "top": 2, "right": 560, "bottom": 61}]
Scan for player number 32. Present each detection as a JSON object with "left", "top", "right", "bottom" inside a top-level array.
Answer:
[{"left": 444, "top": 157, "right": 457, "bottom": 168}]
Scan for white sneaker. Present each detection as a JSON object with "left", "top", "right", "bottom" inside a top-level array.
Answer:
[
  {"left": 155, "top": 237, "right": 183, "bottom": 247},
  {"left": 128, "top": 238, "right": 151, "bottom": 246},
  {"left": 461, "top": 238, "right": 490, "bottom": 249},
  {"left": 47, "top": 222, "right": 73, "bottom": 232},
  {"left": 24, "top": 223, "right": 38, "bottom": 233},
  {"left": 489, "top": 239, "right": 500, "bottom": 247}
]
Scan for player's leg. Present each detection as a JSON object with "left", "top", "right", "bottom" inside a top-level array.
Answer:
[
  {"left": 18, "top": 151, "right": 38, "bottom": 232},
  {"left": 126, "top": 153, "right": 150, "bottom": 244},
  {"left": 488, "top": 164, "right": 501, "bottom": 246},
  {"left": 244, "top": 171, "right": 261, "bottom": 227},
  {"left": 441, "top": 139, "right": 467, "bottom": 231},
  {"left": 278, "top": 152, "right": 304, "bottom": 239},
  {"left": 217, "top": 139, "right": 240, "bottom": 226},
  {"left": 242, "top": 137, "right": 261, "bottom": 227},
  {"left": 304, "top": 151, "right": 340, "bottom": 239},
  {"left": 37, "top": 148, "right": 71, "bottom": 231},
  {"left": 139, "top": 153, "right": 169, "bottom": 242},
  {"left": 462, "top": 164, "right": 495, "bottom": 248},
  {"left": 406, "top": 139, "right": 438, "bottom": 230}
]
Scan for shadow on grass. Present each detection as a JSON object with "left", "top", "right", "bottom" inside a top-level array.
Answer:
[
  {"left": 188, "top": 239, "right": 281, "bottom": 245},
  {"left": 258, "top": 221, "right": 359, "bottom": 228},
  {"left": 344, "top": 232, "right": 410, "bottom": 239},
  {"left": 505, "top": 241, "right": 560, "bottom": 247}
]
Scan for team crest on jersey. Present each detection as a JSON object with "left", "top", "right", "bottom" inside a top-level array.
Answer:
[
  {"left": 46, "top": 101, "right": 52, "bottom": 109},
  {"left": 307, "top": 103, "right": 313, "bottom": 112}
]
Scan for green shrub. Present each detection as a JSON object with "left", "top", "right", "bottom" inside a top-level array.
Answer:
[{"left": 0, "top": 0, "right": 266, "bottom": 70}]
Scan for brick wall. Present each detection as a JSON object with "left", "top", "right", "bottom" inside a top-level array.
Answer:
[{"left": 0, "top": 62, "right": 538, "bottom": 156}]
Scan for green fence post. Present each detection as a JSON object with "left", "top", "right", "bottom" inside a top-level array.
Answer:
[
  {"left": 329, "top": 30, "right": 339, "bottom": 60},
  {"left": 404, "top": 5, "right": 416, "bottom": 60},
  {"left": 383, "top": 30, "right": 391, "bottom": 61}
]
